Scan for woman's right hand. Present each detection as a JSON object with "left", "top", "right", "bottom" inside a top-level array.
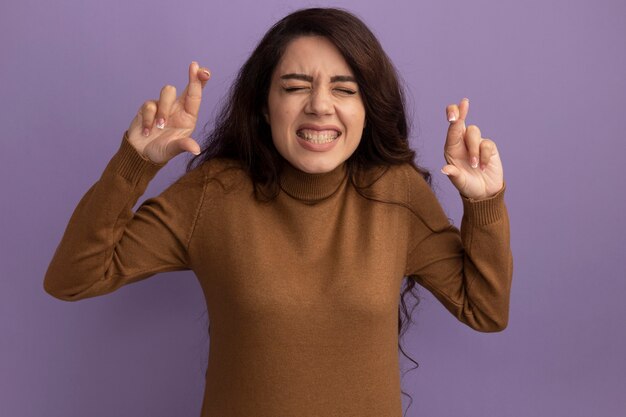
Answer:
[{"left": 126, "top": 61, "right": 211, "bottom": 164}]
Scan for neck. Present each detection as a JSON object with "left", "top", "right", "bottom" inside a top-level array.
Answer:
[{"left": 279, "top": 160, "right": 348, "bottom": 203}]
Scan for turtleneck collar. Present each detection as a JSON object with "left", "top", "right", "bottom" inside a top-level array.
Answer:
[{"left": 279, "top": 160, "right": 348, "bottom": 203}]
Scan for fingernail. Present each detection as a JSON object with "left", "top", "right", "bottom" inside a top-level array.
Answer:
[
  {"left": 448, "top": 112, "right": 456, "bottom": 122},
  {"left": 142, "top": 128, "right": 150, "bottom": 137},
  {"left": 471, "top": 157, "right": 479, "bottom": 169},
  {"left": 440, "top": 168, "right": 450, "bottom": 176},
  {"left": 202, "top": 69, "right": 211, "bottom": 78},
  {"left": 192, "top": 150, "right": 201, "bottom": 156},
  {"left": 156, "top": 118, "right": 165, "bottom": 129},
  {"left": 463, "top": 97, "right": 470, "bottom": 103}
]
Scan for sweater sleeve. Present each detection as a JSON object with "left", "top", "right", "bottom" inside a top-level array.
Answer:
[
  {"left": 404, "top": 172, "right": 513, "bottom": 332},
  {"left": 44, "top": 132, "right": 207, "bottom": 301}
]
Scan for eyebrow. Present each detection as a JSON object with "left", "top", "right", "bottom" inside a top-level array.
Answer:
[{"left": 280, "top": 73, "right": 357, "bottom": 83}]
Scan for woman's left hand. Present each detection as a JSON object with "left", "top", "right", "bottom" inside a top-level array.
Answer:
[{"left": 441, "top": 98, "right": 504, "bottom": 200}]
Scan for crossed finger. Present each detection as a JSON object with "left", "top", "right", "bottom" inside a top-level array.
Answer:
[
  {"left": 180, "top": 61, "right": 211, "bottom": 117},
  {"left": 446, "top": 97, "right": 469, "bottom": 124},
  {"left": 444, "top": 98, "right": 469, "bottom": 149},
  {"left": 138, "top": 62, "right": 210, "bottom": 137},
  {"left": 444, "top": 98, "right": 486, "bottom": 168}
]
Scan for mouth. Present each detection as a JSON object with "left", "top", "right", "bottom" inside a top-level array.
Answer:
[{"left": 296, "top": 128, "right": 341, "bottom": 144}]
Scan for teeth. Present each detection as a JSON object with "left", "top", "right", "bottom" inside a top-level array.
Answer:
[{"left": 297, "top": 129, "right": 339, "bottom": 144}]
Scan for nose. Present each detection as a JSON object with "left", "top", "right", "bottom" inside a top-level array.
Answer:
[{"left": 305, "top": 88, "right": 334, "bottom": 116}]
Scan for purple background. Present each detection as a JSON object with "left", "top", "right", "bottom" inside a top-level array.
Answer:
[{"left": 1, "top": 0, "right": 625, "bottom": 416}]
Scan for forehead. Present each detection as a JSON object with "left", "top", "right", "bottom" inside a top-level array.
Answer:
[{"left": 274, "top": 36, "right": 354, "bottom": 77}]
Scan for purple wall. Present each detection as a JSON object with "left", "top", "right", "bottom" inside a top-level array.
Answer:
[{"left": 2, "top": 0, "right": 624, "bottom": 416}]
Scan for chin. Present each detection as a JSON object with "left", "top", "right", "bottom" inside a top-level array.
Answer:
[{"left": 293, "top": 157, "right": 342, "bottom": 174}]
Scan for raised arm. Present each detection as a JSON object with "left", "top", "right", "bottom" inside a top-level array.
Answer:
[
  {"left": 44, "top": 62, "right": 211, "bottom": 301},
  {"left": 405, "top": 98, "right": 513, "bottom": 332}
]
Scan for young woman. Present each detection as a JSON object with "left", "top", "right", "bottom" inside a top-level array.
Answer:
[{"left": 45, "top": 7, "right": 512, "bottom": 417}]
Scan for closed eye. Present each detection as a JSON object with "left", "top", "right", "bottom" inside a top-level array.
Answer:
[
  {"left": 283, "top": 86, "right": 309, "bottom": 93},
  {"left": 334, "top": 88, "right": 357, "bottom": 95}
]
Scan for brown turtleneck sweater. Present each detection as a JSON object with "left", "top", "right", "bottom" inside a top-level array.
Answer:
[{"left": 44, "top": 133, "right": 513, "bottom": 417}]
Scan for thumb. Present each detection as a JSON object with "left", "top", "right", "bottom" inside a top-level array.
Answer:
[
  {"left": 165, "top": 137, "right": 202, "bottom": 160},
  {"left": 441, "top": 164, "right": 466, "bottom": 191}
]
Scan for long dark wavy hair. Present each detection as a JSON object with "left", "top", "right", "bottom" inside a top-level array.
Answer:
[{"left": 188, "top": 7, "right": 430, "bottom": 415}]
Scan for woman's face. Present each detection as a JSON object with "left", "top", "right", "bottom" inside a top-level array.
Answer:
[{"left": 265, "top": 36, "right": 366, "bottom": 174}]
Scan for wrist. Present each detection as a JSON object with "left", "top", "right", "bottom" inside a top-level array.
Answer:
[
  {"left": 461, "top": 183, "right": 507, "bottom": 225},
  {"left": 460, "top": 182, "right": 505, "bottom": 201}
]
